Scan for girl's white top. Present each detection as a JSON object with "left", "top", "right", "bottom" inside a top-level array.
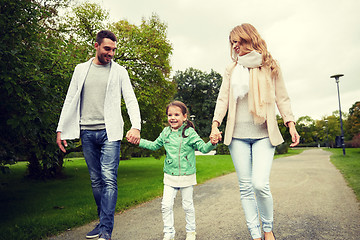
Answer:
[{"left": 164, "top": 173, "right": 196, "bottom": 188}]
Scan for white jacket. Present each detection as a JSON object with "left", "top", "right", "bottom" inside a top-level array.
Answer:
[{"left": 56, "top": 58, "right": 141, "bottom": 141}]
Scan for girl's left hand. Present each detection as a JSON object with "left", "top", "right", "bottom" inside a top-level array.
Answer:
[{"left": 288, "top": 122, "right": 300, "bottom": 147}]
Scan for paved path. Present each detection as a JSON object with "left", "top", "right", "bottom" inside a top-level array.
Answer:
[{"left": 48, "top": 149, "right": 360, "bottom": 240}]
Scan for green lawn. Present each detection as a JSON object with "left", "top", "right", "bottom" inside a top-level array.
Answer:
[
  {"left": 0, "top": 149, "right": 302, "bottom": 240},
  {"left": 326, "top": 148, "right": 360, "bottom": 201}
]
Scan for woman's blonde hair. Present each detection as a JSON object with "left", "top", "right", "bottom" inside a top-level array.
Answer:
[{"left": 229, "top": 23, "right": 279, "bottom": 78}]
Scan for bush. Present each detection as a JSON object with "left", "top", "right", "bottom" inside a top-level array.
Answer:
[
  {"left": 350, "top": 133, "right": 360, "bottom": 148},
  {"left": 66, "top": 152, "right": 84, "bottom": 158},
  {"left": 275, "top": 142, "right": 289, "bottom": 155},
  {"left": 215, "top": 143, "right": 230, "bottom": 155}
]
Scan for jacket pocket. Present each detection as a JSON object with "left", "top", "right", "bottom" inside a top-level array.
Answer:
[
  {"left": 185, "top": 156, "right": 192, "bottom": 167},
  {"left": 166, "top": 158, "right": 173, "bottom": 164}
]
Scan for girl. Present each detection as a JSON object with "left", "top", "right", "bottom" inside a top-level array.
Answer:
[
  {"left": 210, "top": 24, "right": 300, "bottom": 240},
  {"left": 137, "top": 101, "right": 216, "bottom": 240}
]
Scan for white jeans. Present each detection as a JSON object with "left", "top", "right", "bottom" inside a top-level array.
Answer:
[
  {"left": 229, "top": 138, "right": 275, "bottom": 239},
  {"left": 161, "top": 185, "right": 196, "bottom": 238}
]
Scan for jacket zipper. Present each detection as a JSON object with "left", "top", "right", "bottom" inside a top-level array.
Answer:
[{"left": 178, "top": 136, "right": 182, "bottom": 175}]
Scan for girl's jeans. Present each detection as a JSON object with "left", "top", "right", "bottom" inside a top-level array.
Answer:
[
  {"left": 81, "top": 129, "right": 121, "bottom": 238},
  {"left": 162, "top": 184, "right": 196, "bottom": 238},
  {"left": 229, "top": 138, "right": 275, "bottom": 239}
]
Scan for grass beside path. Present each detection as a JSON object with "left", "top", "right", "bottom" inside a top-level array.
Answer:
[
  {"left": 0, "top": 148, "right": 302, "bottom": 240},
  {"left": 326, "top": 148, "right": 360, "bottom": 201}
]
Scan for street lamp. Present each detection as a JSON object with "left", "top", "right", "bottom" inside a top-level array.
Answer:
[{"left": 330, "top": 74, "right": 345, "bottom": 155}]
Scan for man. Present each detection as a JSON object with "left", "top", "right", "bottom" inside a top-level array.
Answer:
[{"left": 56, "top": 30, "right": 141, "bottom": 240}]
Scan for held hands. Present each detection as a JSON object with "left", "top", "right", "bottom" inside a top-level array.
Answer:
[
  {"left": 210, "top": 121, "right": 222, "bottom": 145},
  {"left": 288, "top": 121, "right": 300, "bottom": 147},
  {"left": 126, "top": 128, "right": 141, "bottom": 145}
]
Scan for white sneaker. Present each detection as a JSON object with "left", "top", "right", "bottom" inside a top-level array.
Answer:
[
  {"left": 186, "top": 232, "right": 196, "bottom": 240},
  {"left": 163, "top": 235, "right": 175, "bottom": 240}
]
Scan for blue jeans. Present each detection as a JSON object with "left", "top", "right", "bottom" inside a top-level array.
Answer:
[
  {"left": 81, "top": 129, "right": 121, "bottom": 238},
  {"left": 229, "top": 138, "right": 275, "bottom": 239},
  {"left": 162, "top": 185, "right": 196, "bottom": 238}
]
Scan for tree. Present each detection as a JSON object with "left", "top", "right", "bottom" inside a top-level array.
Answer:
[
  {"left": 110, "top": 14, "right": 176, "bottom": 158},
  {"left": 0, "top": 1, "right": 175, "bottom": 177},
  {"left": 173, "top": 68, "right": 222, "bottom": 137},
  {"left": 0, "top": 0, "right": 73, "bottom": 178},
  {"left": 315, "top": 112, "right": 344, "bottom": 148},
  {"left": 63, "top": 2, "right": 109, "bottom": 53},
  {"left": 346, "top": 101, "right": 360, "bottom": 140},
  {"left": 296, "top": 116, "right": 316, "bottom": 144}
]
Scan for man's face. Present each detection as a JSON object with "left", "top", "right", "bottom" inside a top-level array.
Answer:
[{"left": 94, "top": 38, "right": 117, "bottom": 65}]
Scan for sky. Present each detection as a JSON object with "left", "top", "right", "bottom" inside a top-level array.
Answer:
[{"left": 95, "top": 0, "right": 359, "bottom": 120}]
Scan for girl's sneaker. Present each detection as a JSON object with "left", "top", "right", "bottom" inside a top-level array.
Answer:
[
  {"left": 163, "top": 235, "right": 175, "bottom": 240},
  {"left": 186, "top": 232, "right": 196, "bottom": 240}
]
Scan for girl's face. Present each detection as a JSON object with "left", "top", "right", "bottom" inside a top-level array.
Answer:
[{"left": 167, "top": 106, "right": 187, "bottom": 130}]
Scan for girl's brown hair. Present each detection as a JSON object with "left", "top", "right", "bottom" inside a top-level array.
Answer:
[
  {"left": 166, "top": 101, "right": 195, "bottom": 138},
  {"left": 229, "top": 23, "right": 280, "bottom": 78}
]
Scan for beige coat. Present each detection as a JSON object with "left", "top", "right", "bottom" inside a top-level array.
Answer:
[{"left": 213, "top": 62, "right": 295, "bottom": 146}]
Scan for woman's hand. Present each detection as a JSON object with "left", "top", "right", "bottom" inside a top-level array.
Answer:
[
  {"left": 287, "top": 121, "right": 300, "bottom": 147},
  {"left": 210, "top": 121, "right": 222, "bottom": 145}
]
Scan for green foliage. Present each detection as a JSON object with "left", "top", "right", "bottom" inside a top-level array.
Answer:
[
  {"left": 215, "top": 143, "right": 230, "bottom": 155},
  {"left": 292, "top": 109, "right": 354, "bottom": 148},
  {"left": 173, "top": 68, "right": 222, "bottom": 137},
  {"left": 351, "top": 133, "right": 360, "bottom": 148},
  {"left": 109, "top": 14, "right": 176, "bottom": 158},
  {"left": 275, "top": 142, "right": 289, "bottom": 154},
  {"left": 296, "top": 115, "right": 317, "bottom": 144},
  {"left": 347, "top": 101, "right": 360, "bottom": 140},
  {"left": 70, "top": 2, "right": 109, "bottom": 45},
  {"left": 0, "top": 0, "right": 73, "bottom": 178}
]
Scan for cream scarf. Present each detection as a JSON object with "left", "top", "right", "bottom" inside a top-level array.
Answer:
[{"left": 230, "top": 51, "right": 275, "bottom": 124}]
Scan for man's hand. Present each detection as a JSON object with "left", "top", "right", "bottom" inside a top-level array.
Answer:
[
  {"left": 126, "top": 128, "right": 140, "bottom": 145},
  {"left": 56, "top": 132, "right": 68, "bottom": 153}
]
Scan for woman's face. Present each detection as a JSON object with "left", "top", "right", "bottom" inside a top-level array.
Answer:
[{"left": 232, "top": 39, "right": 247, "bottom": 56}]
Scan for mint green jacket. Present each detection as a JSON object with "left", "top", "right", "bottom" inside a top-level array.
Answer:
[{"left": 139, "top": 124, "right": 215, "bottom": 176}]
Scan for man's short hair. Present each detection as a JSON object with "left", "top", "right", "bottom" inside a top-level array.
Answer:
[{"left": 96, "top": 30, "right": 117, "bottom": 45}]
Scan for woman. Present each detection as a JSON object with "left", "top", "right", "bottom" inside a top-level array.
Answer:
[{"left": 210, "top": 23, "right": 300, "bottom": 240}]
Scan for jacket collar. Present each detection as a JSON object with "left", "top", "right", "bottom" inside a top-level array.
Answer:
[{"left": 170, "top": 122, "right": 187, "bottom": 132}]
